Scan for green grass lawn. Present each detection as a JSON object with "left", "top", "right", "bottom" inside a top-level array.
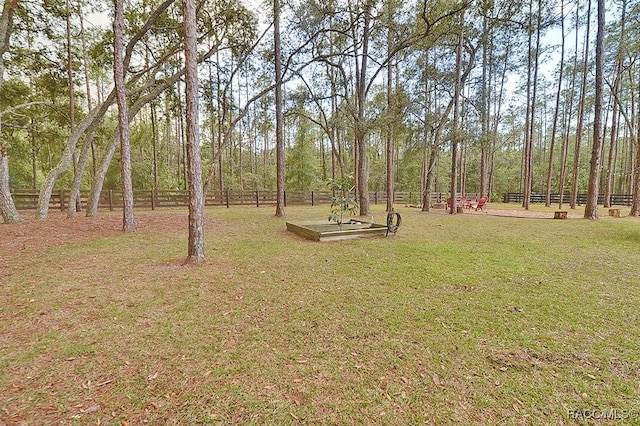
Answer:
[{"left": 2, "top": 204, "right": 640, "bottom": 424}]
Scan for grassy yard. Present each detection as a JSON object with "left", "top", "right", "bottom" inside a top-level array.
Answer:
[{"left": 2, "top": 204, "right": 640, "bottom": 424}]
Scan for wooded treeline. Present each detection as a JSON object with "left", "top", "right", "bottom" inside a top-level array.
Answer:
[{"left": 1, "top": 0, "right": 639, "bottom": 224}]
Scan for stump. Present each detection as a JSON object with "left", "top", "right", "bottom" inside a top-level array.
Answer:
[
  {"left": 554, "top": 211, "right": 568, "bottom": 219},
  {"left": 456, "top": 206, "right": 464, "bottom": 213},
  {"left": 608, "top": 209, "right": 621, "bottom": 218}
]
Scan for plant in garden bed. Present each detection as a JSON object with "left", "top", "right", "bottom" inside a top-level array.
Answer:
[{"left": 327, "top": 175, "right": 359, "bottom": 230}]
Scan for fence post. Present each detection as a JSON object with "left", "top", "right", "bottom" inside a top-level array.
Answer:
[
  {"left": 151, "top": 189, "right": 156, "bottom": 210},
  {"left": 311, "top": 191, "right": 315, "bottom": 206},
  {"left": 255, "top": 190, "right": 259, "bottom": 207},
  {"left": 59, "top": 189, "right": 65, "bottom": 211},
  {"left": 374, "top": 191, "right": 378, "bottom": 205},
  {"left": 284, "top": 191, "right": 287, "bottom": 207},
  {"left": 226, "top": 189, "right": 230, "bottom": 208},
  {"left": 108, "top": 189, "right": 113, "bottom": 211}
]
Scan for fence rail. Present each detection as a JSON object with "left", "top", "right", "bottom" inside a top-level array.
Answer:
[
  {"left": 12, "top": 189, "right": 448, "bottom": 211},
  {"left": 21, "top": 190, "right": 634, "bottom": 211},
  {"left": 503, "top": 193, "right": 635, "bottom": 206}
]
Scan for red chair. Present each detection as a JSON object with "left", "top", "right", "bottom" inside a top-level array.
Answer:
[
  {"left": 465, "top": 195, "right": 477, "bottom": 209},
  {"left": 470, "top": 196, "right": 488, "bottom": 212},
  {"left": 459, "top": 196, "right": 467, "bottom": 209}
]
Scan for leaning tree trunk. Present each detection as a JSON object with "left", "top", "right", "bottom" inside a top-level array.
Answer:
[
  {"left": 36, "top": 99, "right": 107, "bottom": 219},
  {"left": 0, "top": 0, "right": 22, "bottom": 223},
  {"left": 0, "top": 145, "right": 22, "bottom": 224},
  {"left": 0, "top": 11, "right": 22, "bottom": 224},
  {"left": 67, "top": 124, "right": 99, "bottom": 218}
]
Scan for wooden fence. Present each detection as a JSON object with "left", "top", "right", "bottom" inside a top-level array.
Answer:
[
  {"left": 503, "top": 192, "right": 635, "bottom": 206},
  {"left": 12, "top": 189, "right": 442, "bottom": 211}
]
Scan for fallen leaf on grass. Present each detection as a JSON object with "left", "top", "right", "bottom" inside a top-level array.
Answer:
[
  {"left": 82, "top": 405, "right": 100, "bottom": 414},
  {"left": 432, "top": 373, "right": 441, "bottom": 386},
  {"left": 286, "top": 394, "right": 302, "bottom": 406}
]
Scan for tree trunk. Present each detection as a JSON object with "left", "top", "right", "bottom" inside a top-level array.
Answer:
[
  {"left": 570, "top": 0, "right": 591, "bottom": 209},
  {"left": 183, "top": 0, "right": 205, "bottom": 262},
  {"left": 629, "top": 68, "right": 640, "bottom": 215},
  {"left": 604, "top": 0, "right": 627, "bottom": 208},
  {"left": 68, "top": 126, "right": 98, "bottom": 218},
  {"left": 151, "top": 101, "right": 159, "bottom": 192},
  {"left": 66, "top": 0, "right": 82, "bottom": 214},
  {"left": 479, "top": 4, "right": 489, "bottom": 199},
  {"left": 558, "top": 8, "right": 580, "bottom": 210},
  {"left": 0, "top": 145, "right": 22, "bottom": 224},
  {"left": 385, "top": 35, "right": 394, "bottom": 211},
  {"left": 0, "top": 1, "right": 21, "bottom": 223},
  {"left": 584, "top": 0, "right": 605, "bottom": 219},
  {"left": 114, "top": 0, "right": 136, "bottom": 231},
  {"left": 37, "top": 97, "right": 110, "bottom": 219},
  {"left": 356, "top": 2, "right": 372, "bottom": 217},
  {"left": 521, "top": 0, "right": 536, "bottom": 210},
  {"left": 385, "top": 0, "right": 394, "bottom": 212},
  {"left": 449, "top": 12, "right": 464, "bottom": 215},
  {"left": 421, "top": 54, "right": 433, "bottom": 212},
  {"left": 274, "top": 0, "right": 285, "bottom": 217},
  {"left": 545, "top": 0, "right": 565, "bottom": 207},
  {"left": 78, "top": 2, "right": 95, "bottom": 178}
]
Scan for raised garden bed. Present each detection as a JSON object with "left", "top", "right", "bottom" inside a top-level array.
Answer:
[{"left": 286, "top": 220, "right": 389, "bottom": 242}]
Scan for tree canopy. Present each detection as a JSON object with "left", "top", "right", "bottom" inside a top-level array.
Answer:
[{"left": 1, "top": 0, "right": 640, "bottom": 222}]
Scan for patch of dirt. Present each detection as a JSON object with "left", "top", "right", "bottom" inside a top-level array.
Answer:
[
  {"left": 484, "top": 209, "right": 584, "bottom": 219},
  {"left": 1, "top": 210, "right": 223, "bottom": 260},
  {"left": 425, "top": 206, "right": 584, "bottom": 219}
]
